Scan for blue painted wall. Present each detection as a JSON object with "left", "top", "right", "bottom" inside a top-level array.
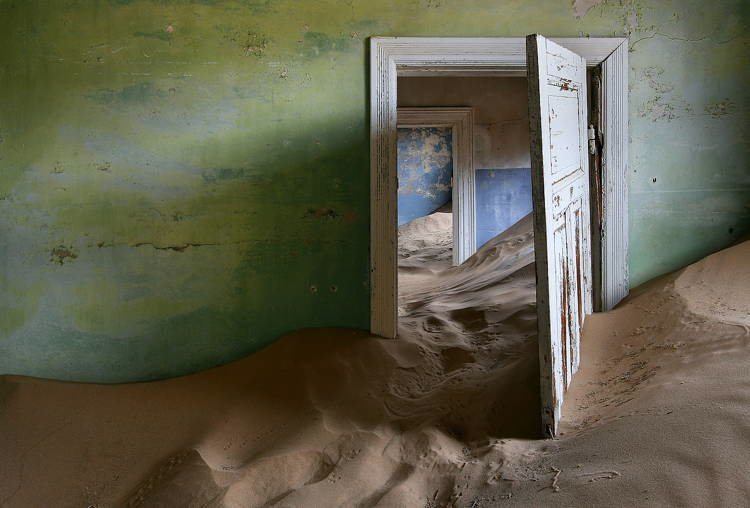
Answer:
[
  {"left": 476, "top": 168, "right": 533, "bottom": 248},
  {"left": 397, "top": 127, "right": 453, "bottom": 225}
]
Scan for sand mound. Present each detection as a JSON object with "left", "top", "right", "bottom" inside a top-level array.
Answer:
[
  {"left": 397, "top": 212, "right": 539, "bottom": 440},
  {"left": 673, "top": 241, "right": 750, "bottom": 327},
  {"left": 1, "top": 217, "right": 749, "bottom": 506},
  {"left": 398, "top": 210, "right": 454, "bottom": 276}
]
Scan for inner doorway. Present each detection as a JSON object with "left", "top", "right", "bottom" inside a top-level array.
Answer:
[
  {"left": 396, "top": 74, "right": 535, "bottom": 327},
  {"left": 395, "top": 76, "right": 539, "bottom": 438}
]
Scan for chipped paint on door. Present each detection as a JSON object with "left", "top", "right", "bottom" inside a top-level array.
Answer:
[{"left": 527, "top": 34, "right": 593, "bottom": 437}]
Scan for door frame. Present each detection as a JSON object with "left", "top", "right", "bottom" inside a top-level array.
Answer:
[
  {"left": 370, "top": 36, "right": 628, "bottom": 339},
  {"left": 397, "top": 107, "right": 475, "bottom": 265}
]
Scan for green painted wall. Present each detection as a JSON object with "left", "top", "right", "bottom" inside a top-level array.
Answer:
[{"left": 0, "top": 0, "right": 747, "bottom": 382}]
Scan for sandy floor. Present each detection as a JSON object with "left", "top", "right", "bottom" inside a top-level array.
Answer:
[{"left": 1, "top": 212, "right": 748, "bottom": 507}]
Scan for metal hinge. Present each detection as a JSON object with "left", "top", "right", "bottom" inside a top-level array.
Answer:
[{"left": 588, "top": 124, "right": 597, "bottom": 156}]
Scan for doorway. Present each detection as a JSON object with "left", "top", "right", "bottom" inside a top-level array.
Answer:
[
  {"left": 395, "top": 76, "right": 539, "bottom": 438},
  {"left": 370, "top": 36, "right": 629, "bottom": 436},
  {"left": 396, "top": 74, "right": 534, "bottom": 333},
  {"left": 397, "top": 106, "right": 475, "bottom": 266}
]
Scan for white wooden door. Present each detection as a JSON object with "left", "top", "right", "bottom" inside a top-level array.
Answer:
[{"left": 527, "top": 35, "right": 593, "bottom": 437}]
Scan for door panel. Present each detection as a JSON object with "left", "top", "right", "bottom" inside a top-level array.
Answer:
[
  {"left": 548, "top": 95, "right": 582, "bottom": 177},
  {"left": 527, "top": 34, "right": 593, "bottom": 437}
]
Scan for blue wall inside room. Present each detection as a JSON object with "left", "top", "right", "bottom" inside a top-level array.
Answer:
[
  {"left": 397, "top": 127, "right": 453, "bottom": 225},
  {"left": 476, "top": 168, "right": 533, "bottom": 248}
]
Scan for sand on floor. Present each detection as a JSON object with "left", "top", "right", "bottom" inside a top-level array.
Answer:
[{"left": 1, "top": 212, "right": 748, "bottom": 507}]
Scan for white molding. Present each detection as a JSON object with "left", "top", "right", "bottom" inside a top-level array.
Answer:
[
  {"left": 370, "top": 36, "right": 628, "bottom": 339},
  {"left": 551, "top": 37, "right": 624, "bottom": 65},
  {"left": 601, "top": 41, "right": 629, "bottom": 310},
  {"left": 397, "top": 107, "right": 475, "bottom": 265}
]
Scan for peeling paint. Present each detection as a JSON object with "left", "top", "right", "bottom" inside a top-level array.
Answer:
[
  {"left": 132, "top": 242, "right": 218, "bottom": 252},
  {"left": 704, "top": 99, "right": 736, "bottom": 118},
  {"left": 217, "top": 25, "right": 269, "bottom": 56},
  {"left": 572, "top": 0, "right": 604, "bottom": 19},
  {"left": 638, "top": 95, "right": 692, "bottom": 122},
  {"left": 397, "top": 127, "right": 453, "bottom": 225},
  {"left": 641, "top": 67, "right": 674, "bottom": 94},
  {"left": 50, "top": 245, "right": 77, "bottom": 265}
]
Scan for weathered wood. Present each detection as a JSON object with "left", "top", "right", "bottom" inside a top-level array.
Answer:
[
  {"left": 397, "top": 107, "right": 475, "bottom": 265},
  {"left": 370, "top": 38, "right": 398, "bottom": 338},
  {"left": 527, "top": 34, "right": 593, "bottom": 436}
]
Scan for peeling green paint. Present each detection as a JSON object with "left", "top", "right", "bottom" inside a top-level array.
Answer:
[{"left": 0, "top": 0, "right": 748, "bottom": 382}]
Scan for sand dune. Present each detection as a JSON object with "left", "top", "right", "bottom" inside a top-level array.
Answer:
[{"left": 1, "top": 213, "right": 748, "bottom": 507}]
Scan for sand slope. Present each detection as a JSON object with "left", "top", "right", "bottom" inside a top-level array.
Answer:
[{"left": 1, "top": 214, "right": 748, "bottom": 507}]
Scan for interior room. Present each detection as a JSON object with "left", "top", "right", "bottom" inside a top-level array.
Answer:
[
  {"left": 399, "top": 76, "right": 533, "bottom": 253},
  {"left": 1, "top": 1, "right": 748, "bottom": 507},
  {"left": 396, "top": 76, "right": 540, "bottom": 436}
]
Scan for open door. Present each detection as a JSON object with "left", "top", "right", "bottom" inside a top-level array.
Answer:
[{"left": 527, "top": 35, "right": 593, "bottom": 437}]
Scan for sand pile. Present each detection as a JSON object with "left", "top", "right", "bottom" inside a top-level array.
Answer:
[
  {"left": 1, "top": 212, "right": 748, "bottom": 507},
  {"left": 398, "top": 209, "right": 454, "bottom": 282},
  {"left": 397, "top": 211, "right": 540, "bottom": 440}
]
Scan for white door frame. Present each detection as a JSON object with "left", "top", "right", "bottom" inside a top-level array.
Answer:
[
  {"left": 371, "top": 37, "right": 629, "bottom": 339},
  {"left": 397, "top": 107, "right": 475, "bottom": 265}
]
